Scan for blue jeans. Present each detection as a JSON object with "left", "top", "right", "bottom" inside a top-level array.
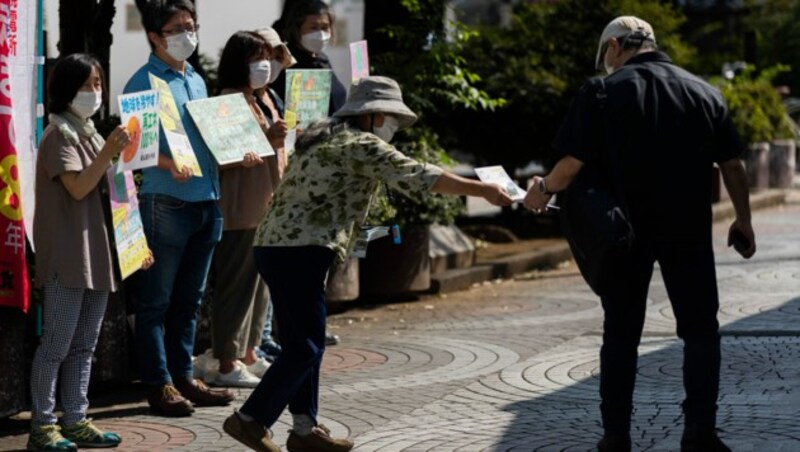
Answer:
[
  {"left": 260, "top": 301, "right": 275, "bottom": 344},
  {"left": 134, "top": 194, "right": 223, "bottom": 386},
  {"left": 241, "top": 246, "right": 334, "bottom": 427}
]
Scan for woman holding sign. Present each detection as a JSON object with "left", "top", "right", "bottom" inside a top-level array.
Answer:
[
  {"left": 221, "top": 76, "right": 513, "bottom": 452},
  {"left": 253, "top": 26, "right": 295, "bottom": 360},
  {"left": 273, "top": 0, "right": 347, "bottom": 115},
  {"left": 200, "top": 31, "right": 288, "bottom": 389},
  {"left": 28, "top": 54, "right": 153, "bottom": 451}
]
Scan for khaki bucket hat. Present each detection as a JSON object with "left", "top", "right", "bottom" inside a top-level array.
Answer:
[{"left": 333, "top": 76, "right": 418, "bottom": 130}]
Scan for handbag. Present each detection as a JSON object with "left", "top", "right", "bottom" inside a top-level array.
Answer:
[{"left": 559, "top": 77, "right": 634, "bottom": 296}]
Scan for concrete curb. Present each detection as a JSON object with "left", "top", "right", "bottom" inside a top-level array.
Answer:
[{"left": 430, "top": 190, "right": 788, "bottom": 294}]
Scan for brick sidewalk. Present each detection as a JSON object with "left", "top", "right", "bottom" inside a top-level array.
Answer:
[{"left": 2, "top": 198, "right": 799, "bottom": 451}]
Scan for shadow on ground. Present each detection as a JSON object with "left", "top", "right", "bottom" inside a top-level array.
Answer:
[{"left": 494, "top": 296, "right": 800, "bottom": 451}]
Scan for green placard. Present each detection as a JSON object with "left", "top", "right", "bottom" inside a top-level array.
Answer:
[
  {"left": 186, "top": 93, "right": 275, "bottom": 165},
  {"left": 284, "top": 69, "right": 332, "bottom": 130}
]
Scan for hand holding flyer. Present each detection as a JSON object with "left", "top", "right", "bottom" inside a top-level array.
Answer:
[{"left": 474, "top": 166, "right": 528, "bottom": 202}]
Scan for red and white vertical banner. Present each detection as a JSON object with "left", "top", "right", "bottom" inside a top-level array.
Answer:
[
  {"left": 7, "top": 0, "right": 36, "bottom": 249},
  {"left": 0, "top": 0, "right": 30, "bottom": 312}
]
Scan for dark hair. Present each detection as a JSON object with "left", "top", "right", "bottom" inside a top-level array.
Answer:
[
  {"left": 281, "top": 1, "right": 334, "bottom": 52},
  {"left": 135, "top": 0, "right": 196, "bottom": 49},
  {"left": 47, "top": 54, "right": 105, "bottom": 115},
  {"left": 218, "top": 31, "right": 272, "bottom": 91}
]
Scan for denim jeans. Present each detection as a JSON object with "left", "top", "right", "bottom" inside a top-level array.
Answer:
[
  {"left": 133, "top": 194, "right": 223, "bottom": 386},
  {"left": 241, "top": 246, "right": 334, "bottom": 427},
  {"left": 260, "top": 300, "right": 275, "bottom": 344},
  {"left": 599, "top": 238, "right": 721, "bottom": 434}
]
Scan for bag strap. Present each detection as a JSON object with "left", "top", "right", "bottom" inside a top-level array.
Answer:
[{"left": 594, "top": 77, "right": 634, "bottom": 238}]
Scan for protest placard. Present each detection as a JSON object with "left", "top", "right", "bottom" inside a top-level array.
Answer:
[
  {"left": 284, "top": 69, "right": 332, "bottom": 131},
  {"left": 117, "top": 90, "right": 160, "bottom": 172},
  {"left": 148, "top": 74, "right": 202, "bottom": 176},
  {"left": 106, "top": 169, "right": 150, "bottom": 279},
  {"left": 349, "top": 40, "right": 370, "bottom": 83},
  {"left": 186, "top": 93, "right": 275, "bottom": 165}
]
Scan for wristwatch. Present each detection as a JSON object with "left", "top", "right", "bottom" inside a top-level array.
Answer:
[{"left": 537, "top": 178, "right": 554, "bottom": 195}]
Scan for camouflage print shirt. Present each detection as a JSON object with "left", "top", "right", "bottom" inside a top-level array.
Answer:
[{"left": 253, "top": 127, "right": 444, "bottom": 260}]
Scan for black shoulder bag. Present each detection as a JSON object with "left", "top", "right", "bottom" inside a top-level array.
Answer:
[{"left": 559, "top": 77, "right": 634, "bottom": 296}]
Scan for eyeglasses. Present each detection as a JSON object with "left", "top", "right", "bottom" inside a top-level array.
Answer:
[{"left": 161, "top": 24, "right": 199, "bottom": 35}]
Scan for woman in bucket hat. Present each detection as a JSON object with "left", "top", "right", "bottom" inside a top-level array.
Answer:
[{"left": 222, "top": 75, "right": 513, "bottom": 452}]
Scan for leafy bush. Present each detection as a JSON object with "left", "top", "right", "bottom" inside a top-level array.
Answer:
[
  {"left": 367, "top": 127, "right": 464, "bottom": 228},
  {"left": 367, "top": 0, "right": 503, "bottom": 226},
  {"left": 456, "top": 0, "right": 694, "bottom": 170},
  {"left": 712, "top": 64, "right": 795, "bottom": 143}
]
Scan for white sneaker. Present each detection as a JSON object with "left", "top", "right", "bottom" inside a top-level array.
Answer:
[
  {"left": 212, "top": 362, "right": 261, "bottom": 388},
  {"left": 245, "top": 357, "right": 271, "bottom": 378}
]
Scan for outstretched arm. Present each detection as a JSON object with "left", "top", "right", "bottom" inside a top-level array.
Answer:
[{"left": 431, "top": 172, "right": 514, "bottom": 207}]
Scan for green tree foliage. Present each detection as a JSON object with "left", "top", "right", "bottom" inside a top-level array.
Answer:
[
  {"left": 455, "top": 0, "right": 693, "bottom": 170},
  {"left": 58, "top": 0, "right": 116, "bottom": 117},
  {"left": 365, "top": 0, "right": 505, "bottom": 226},
  {"left": 679, "top": 0, "right": 800, "bottom": 94},
  {"left": 712, "top": 64, "right": 795, "bottom": 143},
  {"left": 745, "top": 0, "right": 800, "bottom": 95}
]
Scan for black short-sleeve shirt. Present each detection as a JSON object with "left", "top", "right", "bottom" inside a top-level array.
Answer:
[{"left": 553, "top": 51, "right": 745, "bottom": 240}]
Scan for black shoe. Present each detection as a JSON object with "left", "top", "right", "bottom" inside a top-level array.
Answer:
[
  {"left": 681, "top": 427, "right": 731, "bottom": 452},
  {"left": 597, "top": 433, "right": 631, "bottom": 452}
]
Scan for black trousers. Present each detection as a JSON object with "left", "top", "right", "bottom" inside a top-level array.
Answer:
[{"left": 599, "top": 237, "right": 721, "bottom": 434}]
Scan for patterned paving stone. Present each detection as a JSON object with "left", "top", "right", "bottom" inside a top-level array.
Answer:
[{"left": 2, "top": 201, "right": 799, "bottom": 451}]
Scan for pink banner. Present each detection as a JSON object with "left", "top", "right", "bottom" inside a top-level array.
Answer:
[
  {"left": 0, "top": 0, "right": 30, "bottom": 312},
  {"left": 349, "top": 40, "right": 369, "bottom": 83}
]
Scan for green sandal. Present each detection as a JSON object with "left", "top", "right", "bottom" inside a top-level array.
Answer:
[
  {"left": 61, "top": 419, "right": 121, "bottom": 448},
  {"left": 27, "top": 424, "right": 77, "bottom": 451}
]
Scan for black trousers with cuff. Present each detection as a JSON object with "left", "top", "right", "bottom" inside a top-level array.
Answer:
[{"left": 599, "top": 236, "right": 721, "bottom": 434}]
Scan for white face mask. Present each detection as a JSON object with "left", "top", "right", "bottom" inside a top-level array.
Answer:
[
  {"left": 70, "top": 90, "right": 103, "bottom": 119},
  {"left": 373, "top": 116, "right": 400, "bottom": 143},
  {"left": 164, "top": 31, "right": 198, "bottom": 62},
  {"left": 300, "top": 30, "right": 331, "bottom": 54},
  {"left": 268, "top": 59, "right": 283, "bottom": 85},
  {"left": 249, "top": 60, "right": 272, "bottom": 89}
]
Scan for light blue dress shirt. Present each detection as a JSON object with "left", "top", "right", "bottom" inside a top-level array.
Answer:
[{"left": 123, "top": 54, "right": 219, "bottom": 202}]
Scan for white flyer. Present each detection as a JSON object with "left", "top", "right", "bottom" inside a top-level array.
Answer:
[{"left": 474, "top": 165, "right": 527, "bottom": 202}]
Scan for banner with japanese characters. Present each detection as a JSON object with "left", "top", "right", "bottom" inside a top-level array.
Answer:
[
  {"left": 6, "top": 0, "right": 37, "bottom": 248},
  {"left": 106, "top": 168, "right": 149, "bottom": 280},
  {"left": 148, "top": 74, "right": 203, "bottom": 177},
  {"left": 0, "top": 0, "right": 30, "bottom": 312},
  {"left": 117, "top": 90, "right": 160, "bottom": 172}
]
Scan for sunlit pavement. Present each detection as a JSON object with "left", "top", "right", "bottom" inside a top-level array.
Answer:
[{"left": 3, "top": 194, "right": 799, "bottom": 451}]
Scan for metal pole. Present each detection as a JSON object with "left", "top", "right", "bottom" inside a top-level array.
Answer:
[{"left": 35, "top": 0, "right": 44, "bottom": 337}]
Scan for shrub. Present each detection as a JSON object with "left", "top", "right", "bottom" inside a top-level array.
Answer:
[{"left": 712, "top": 64, "right": 794, "bottom": 143}]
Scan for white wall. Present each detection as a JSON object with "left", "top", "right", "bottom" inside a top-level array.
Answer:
[
  {"left": 328, "top": 0, "right": 365, "bottom": 90},
  {"left": 43, "top": 0, "right": 364, "bottom": 116}
]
